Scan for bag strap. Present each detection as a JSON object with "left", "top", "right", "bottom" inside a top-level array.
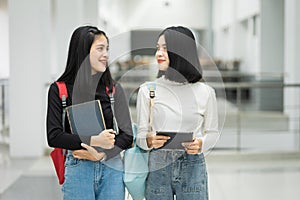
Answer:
[
  {"left": 131, "top": 82, "right": 156, "bottom": 148},
  {"left": 56, "top": 82, "right": 68, "bottom": 102},
  {"left": 147, "top": 82, "right": 156, "bottom": 132},
  {"left": 106, "top": 85, "right": 119, "bottom": 135},
  {"left": 55, "top": 81, "right": 68, "bottom": 155},
  {"left": 55, "top": 82, "right": 68, "bottom": 131}
]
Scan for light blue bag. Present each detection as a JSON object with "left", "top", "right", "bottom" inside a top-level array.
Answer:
[
  {"left": 123, "top": 123, "right": 149, "bottom": 200},
  {"left": 124, "top": 82, "right": 156, "bottom": 200}
]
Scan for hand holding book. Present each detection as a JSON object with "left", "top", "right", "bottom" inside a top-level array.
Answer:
[
  {"left": 72, "top": 144, "right": 106, "bottom": 161},
  {"left": 182, "top": 138, "right": 202, "bottom": 154},
  {"left": 90, "top": 129, "right": 116, "bottom": 149}
]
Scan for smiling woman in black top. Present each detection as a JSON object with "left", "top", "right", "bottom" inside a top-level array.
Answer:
[{"left": 46, "top": 25, "right": 132, "bottom": 200}]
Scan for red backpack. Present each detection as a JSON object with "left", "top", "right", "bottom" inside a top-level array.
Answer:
[{"left": 50, "top": 82, "right": 68, "bottom": 185}]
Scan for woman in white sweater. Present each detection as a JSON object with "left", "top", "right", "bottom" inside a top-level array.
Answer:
[{"left": 136, "top": 26, "right": 220, "bottom": 200}]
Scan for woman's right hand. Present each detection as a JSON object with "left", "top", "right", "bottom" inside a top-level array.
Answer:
[
  {"left": 146, "top": 133, "right": 170, "bottom": 149},
  {"left": 72, "top": 144, "right": 106, "bottom": 161},
  {"left": 90, "top": 129, "right": 116, "bottom": 149}
]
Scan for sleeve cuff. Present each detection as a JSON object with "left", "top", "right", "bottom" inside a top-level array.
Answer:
[
  {"left": 100, "top": 153, "right": 107, "bottom": 162},
  {"left": 137, "top": 137, "right": 153, "bottom": 151},
  {"left": 196, "top": 137, "right": 204, "bottom": 153},
  {"left": 80, "top": 136, "right": 91, "bottom": 146}
]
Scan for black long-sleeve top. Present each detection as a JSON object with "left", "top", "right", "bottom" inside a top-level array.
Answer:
[{"left": 46, "top": 81, "right": 133, "bottom": 160}]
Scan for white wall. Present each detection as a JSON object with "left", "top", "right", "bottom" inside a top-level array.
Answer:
[
  {"left": 260, "top": 0, "right": 284, "bottom": 74},
  {"left": 237, "top": 16, "right": 260, "bottom": 74},
  {"left": 128, "top": 0, "right": 209, "bottom": 30},
  {"left": 98, "top": 0, "right": 129, "bottom": 34},
  {"left": 212, "top": 0, "right": 267, "bottom": 75},
  {"left": 220, "top": 0, "right": 235, "bottom": 28},
  {"left": 236, "top": 0, "right": 260, "bottom": 21},
  {"left": 0, "top": 0, "right": 9, "bottom": 78},
  {"left": 52, "top": 0, "right": 99, "bottom": 78},
  {"left": 284, "top": 0, "right": 300, "bottom": 84}
]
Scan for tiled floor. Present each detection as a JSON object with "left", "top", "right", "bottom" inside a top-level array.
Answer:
[
  {"left": 1, "top": 150, "right": 300, "bottom": 200},
  {"left": 206, "top": 151, "right": 300, "bottom": 200}
]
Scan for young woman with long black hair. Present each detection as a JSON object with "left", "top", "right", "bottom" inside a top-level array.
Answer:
[{"left": 46, "top": 25, "right": 133, "bottom": 200}]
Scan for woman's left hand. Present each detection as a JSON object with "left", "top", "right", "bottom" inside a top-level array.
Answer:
[
  {"left": 182, "top": 138, "right": 202, "bottom": 154},
  {"left": 72, "top": 143, "right": 105, "bottom": 161}
]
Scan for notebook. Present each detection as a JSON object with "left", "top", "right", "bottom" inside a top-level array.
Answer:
[{"left": 66, "top": 100, "right": 106, "bottom": 136}]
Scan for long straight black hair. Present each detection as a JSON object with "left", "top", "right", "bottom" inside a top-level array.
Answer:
[
  {"left": 158, "top": 26, "right": 202, "bottom": 83},
  {"left": 57, "top": 26, "right": 114, "bottom": 101}
]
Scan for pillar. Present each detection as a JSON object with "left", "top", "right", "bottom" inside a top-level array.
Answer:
[
  {"left": 284, "top": 0, "right": 300, "bottom": 148},
  {"left": 8, "top": 0, "right": 52, "bottom": 157}
]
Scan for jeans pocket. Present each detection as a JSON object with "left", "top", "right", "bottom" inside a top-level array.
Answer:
[
  {"left": 185, "top": 153, "right": 205, "bottom": 165},
  {"left": 181, "top": 155, "right": 208, "bottom": 196},
  {"left": 65, "top": 155, "right": 82, "bottom": 168},
  {"left": 182, "top": 153, "right": 207, "bottom": 178}
]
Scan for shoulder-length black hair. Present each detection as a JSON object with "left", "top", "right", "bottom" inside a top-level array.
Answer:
[
  {"left": 57, "top": 26, "right": 114, "bottom": 98},
  {"left": 159, "top": 26, "right": 202, "bottom": 83}
]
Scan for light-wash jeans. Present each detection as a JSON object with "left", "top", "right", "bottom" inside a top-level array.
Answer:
[
  {"left": 62, "top": 152, "right": 124, "bottom": 200},
  {"left": 146, "top": 150, "right": 208, "bottom": 200}
]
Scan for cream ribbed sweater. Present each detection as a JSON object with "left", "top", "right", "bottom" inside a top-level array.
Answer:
[{"left": 136, "top": 77, "right": 220, "bottom": 155}]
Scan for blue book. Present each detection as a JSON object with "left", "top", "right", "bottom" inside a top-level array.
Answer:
[{"left": 66, "top": 100, "right": 106, "bottom": 136}]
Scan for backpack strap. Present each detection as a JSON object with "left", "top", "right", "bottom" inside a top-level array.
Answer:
[
  {"left": 55, "top": 82, "right": 68, "bottom": 131},
  {"left": 55, "top": 81, "right": 68, "bottom": 156},
  {"left": 147, "top": 82, "right": 156, "bottom": 132},
  {"left": 132, "top": 82, "right": 156, "bottom": 147},
  {"left": 106, "top": 85, "right": 119, "bottom": 135},
  {"left": 147, "top": 82, "right": 156, "bottom": 99},
  {"left": 56, "top": 82, "right": 68, "bottom": 102}
]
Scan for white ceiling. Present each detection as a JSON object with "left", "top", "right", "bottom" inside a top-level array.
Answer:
[{"left": 98, "top": 0, "right": 210, "bottom": 35}]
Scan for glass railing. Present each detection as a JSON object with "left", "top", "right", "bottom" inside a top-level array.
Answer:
[
  {"left": 1, "top": 77, "right": 300, "bottom": 152},
  {"left": 211, "top": 81, "right": 300, "bottom": 152}
]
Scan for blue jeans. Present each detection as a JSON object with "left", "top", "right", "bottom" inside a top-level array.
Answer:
[
  {"left": 146, "top": 150, "right": 208, "bottom": 200},
  {"left": 62, "top": 152, "right": 124, "bottom": 200}
]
